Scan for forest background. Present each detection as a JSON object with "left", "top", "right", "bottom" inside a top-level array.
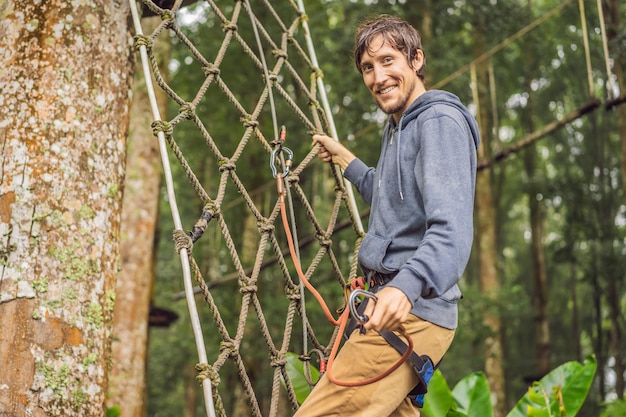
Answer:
[{"left": 0, "top": 0, "right": 625, "bottom": 417}]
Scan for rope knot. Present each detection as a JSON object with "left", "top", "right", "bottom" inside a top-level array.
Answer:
[
  {"left": 272, "top": 49, "right": 288, "bottom": 60},
  {"left": 316, "top": 233, "right": 332, "bottom": 248},
  {"left": 219, "top": 341, "right": 236, "bottom": 357},
  {"left": 222, "top": 21, "right": 238, "bottom": 32},
  {"left": 287, "top": 173, "right": 299, "bottom": 185},
  {"left": 298, "top": 12, "right": 309, "bottom": 24},
  {"left": 160, "top": 10, "right": 174, "bottom": 23},
  {"left": 312, "top": 67, "right": 324, "bottom": 79},
  {"left": 257, "top": 220, "right": 274, "bottom": 234},
  {"left": 285, "top": 286, "right": 301, "bottom": 300},
  {"left": 202, "top": 64, "right": 221, "bottom": 76},
  {"left": 173, "top": 229, "right": 193, "bottom": 253},
  {"left": 270, "top": 354, "right": 287, "bottom": 368},
  {"left": 133, "top": 35, "right": 152, "bottom": 50},
  {"left": 195, "top": 362, "right": 220, "bottom": 386},
  {"left": 179, "top": 103, "right": 195, "bottom": 119},
  {"left": 151, "top": 120, "right": 173, "bottom": 136},
  {"left": 218, "top": 159, "right": 236, "bottom": 172},
  {"left": 241, "top": 116, "right": 259, "bottom": 128},
  {"left": 239, "top": 282, "right": 258, "bottom": 294}
]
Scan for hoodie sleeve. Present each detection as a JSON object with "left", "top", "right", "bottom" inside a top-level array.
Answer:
[
  {"left": 388, "top": 111, "right": 477, "bottom": 304},
  {"left": 343, "top": 158, "right": 375, "bottom": 206}
]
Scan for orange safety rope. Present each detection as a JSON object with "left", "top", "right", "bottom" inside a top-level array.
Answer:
[{"left": 275, "top": 165, "right": 414, "bottom": 387}]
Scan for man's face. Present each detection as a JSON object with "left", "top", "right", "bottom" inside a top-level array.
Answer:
[{"left": 359, "top": 35, "right": 425, "bottom": 121}]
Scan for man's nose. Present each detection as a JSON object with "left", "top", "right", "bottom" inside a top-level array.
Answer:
[{"left": 373, "top": 66, "right": 387, "bottom": 84}]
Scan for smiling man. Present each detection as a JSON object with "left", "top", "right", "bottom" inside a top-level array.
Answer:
[{"left": 294, "top": 15, "right": 481, "bottom": 417}]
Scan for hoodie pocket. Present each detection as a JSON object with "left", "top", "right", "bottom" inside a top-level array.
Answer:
[
  {"left": 358, "top": 233, "right": 396, "bottom": 274},
  {"left": 439, "top": 284, "right": 463, "bottom": 303}
]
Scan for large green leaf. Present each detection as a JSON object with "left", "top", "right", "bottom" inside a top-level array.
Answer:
[
  {"left": 507, "top": 355, "right": 597, "bottom": 417},
  {"left": 282, "top": 352, "right": 320, "bottom": 405},
  {"left": 453, "top": 372, "right": 494, "bottom": 417},
  {"left": 422, "top": 370, "right": 456, "bottom": 417}
]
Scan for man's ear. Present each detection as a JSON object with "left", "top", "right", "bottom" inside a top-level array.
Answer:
[{"left": 411, "top": 49, "right": 424, "bottom": 72}]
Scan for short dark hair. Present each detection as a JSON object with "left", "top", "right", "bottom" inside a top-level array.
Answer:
[{"left": 354, "top": 15, "right": 426, "bottom": 81}]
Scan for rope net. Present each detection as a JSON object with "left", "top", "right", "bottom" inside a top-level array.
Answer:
[{"left": 131, "top": 1, "right": 363, "bottom": 415}]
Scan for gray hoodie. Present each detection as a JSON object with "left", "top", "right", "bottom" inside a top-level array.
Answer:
[{"left": 344, "top": 90, "right": 480, "bottom": 329}]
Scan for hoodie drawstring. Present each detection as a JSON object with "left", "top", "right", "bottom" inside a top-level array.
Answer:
[{"left": 396, "top": 116, "right": 404, "bottom": 200}]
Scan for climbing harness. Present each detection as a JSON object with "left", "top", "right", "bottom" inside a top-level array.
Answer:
[{"left": 345, "top": 284, "right": 436, "bottom": 407}]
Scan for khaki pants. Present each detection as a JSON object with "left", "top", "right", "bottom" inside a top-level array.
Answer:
[{"left": 293, "top": 316, "right": 455, "bottom": 417}]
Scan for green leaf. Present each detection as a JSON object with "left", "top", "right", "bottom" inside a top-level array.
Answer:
[
  {"left": 282, "top": 352, "right": 320, "bottom": 405},
  {"left": 452, "top": 372, "right": 493, "bottom": 417},
  {"left": 507, "top": 355, "right": 597, "bottom": 417},
  {"left": 526, "top": 404, "right": 550, "bottom": 417},
  {"left": 422, "top": 369, "right": 455, "bottom": 417},
  {"left": 106, "top": 405, "right": 121, "bottom": 417}
]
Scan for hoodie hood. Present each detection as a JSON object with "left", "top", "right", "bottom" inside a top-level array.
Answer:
[{"left": 385, "top": 90, "right": 480, "bottom": 199}]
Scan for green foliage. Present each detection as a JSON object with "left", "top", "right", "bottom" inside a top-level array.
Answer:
[
  {"left": 420, "top": 355, "right": 597, "bottom": 417},
  {"left": 507, "top": 355, "right": 597, "bottom": 417},
  {"left": 106, "top": 405, "right": 121, "bottom": 417},
  {"left": 452, "top": 372, "right": 494, "bottom": 417},
  {"left": 285, "top": 355, "right": 596, "bottom": 416},
  {"left": 281, "top": 352, "right": 320, "bottom": 405},
  {"left": 600, "top": 397, "right": 626, "bottom": 417}
]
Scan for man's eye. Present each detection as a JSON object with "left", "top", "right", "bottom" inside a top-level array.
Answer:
[{"left": 383, "top": 57, "right": 393, "bottom": 63}]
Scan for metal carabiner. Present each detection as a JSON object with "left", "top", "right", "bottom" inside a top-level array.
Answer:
[
  {"left": 269, "top": 146, "right": 294, "bottom": 178},
  {"left": 348, "top": 289, "right": 378, "bottom": 324}
]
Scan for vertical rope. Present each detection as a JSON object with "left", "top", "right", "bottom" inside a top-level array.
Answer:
[
  {"left": 596, "top": 0, "right": 617, "bottom": 99},
  {"left": 294, "top": 0, "right": 364, "bottom": 236},
  {"left": 578, "top": 0, "right": 595, "bottom": 97},
  {"left": 128, "top": 2, "right": 216, "bottom": 417}
]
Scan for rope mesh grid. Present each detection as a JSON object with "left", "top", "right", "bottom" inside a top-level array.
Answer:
[{"left": 132, "top": 1, "right": 363, "bottom": 415}]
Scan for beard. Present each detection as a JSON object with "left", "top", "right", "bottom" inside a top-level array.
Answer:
[
  {"left": 377, "top": 97, "right": 409, "bottom": 115},
  {"left": 373, "top": 78, "right": 419, "bottom": 116}
]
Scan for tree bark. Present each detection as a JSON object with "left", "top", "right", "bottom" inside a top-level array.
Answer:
[
  {"left": 471, "top": 9, "right": 506, "bottom": 416},
  {"left": 604, "top": 0, "right": 625, "bottom": 399},
  {"left": 106, "top": 14, "right": 167, "bottom": 417},
  {"left": 0, "top": 1, "right": 132, "bottom": 416},
  {"left": 521, "top": 1, "right": 551, "bottom": 376}
]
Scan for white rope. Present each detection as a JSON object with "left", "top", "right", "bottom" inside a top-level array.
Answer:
[
  {"left": 127, "top": 2, "right": 217, "bottom": 416},
  {"left": 295, "top": 0, "right": 364, "bottom": 235},
  {"left": 596, "top": 0, "right": 617, "bottom": 99},
  {"left": 578, "top": 0, "right": 595, "bottom": 98}
]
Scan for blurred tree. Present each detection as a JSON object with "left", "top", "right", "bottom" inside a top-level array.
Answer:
[{"left": 107, "top": 14, "right": 169, "bottom": 417}]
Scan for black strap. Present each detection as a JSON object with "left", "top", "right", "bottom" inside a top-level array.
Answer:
[{"left": 378, "top": 330, "right": 431, "bottom": 396}]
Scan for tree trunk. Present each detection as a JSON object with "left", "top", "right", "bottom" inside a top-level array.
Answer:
[
  {"left": 604, "top": 0, "right": 625, "bottom": 399},
  {"left": 607, "top": 0, "right": 626, "bottom": 208},
  {"left": 472, "top": 11, "right": 506, "bottom": 417},
  {"left": 0, "top": 1, "right": 132, "bottom": 416},
  {"left": 106, "top": 14, "right": 167, "bottom": 417},
  {"left": 521, "top": 1, "right": 551, "bottom": 376}
]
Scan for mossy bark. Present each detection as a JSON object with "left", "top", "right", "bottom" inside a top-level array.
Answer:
[{"left": 0, "top": 1, "right": 132, "bottom": 416}]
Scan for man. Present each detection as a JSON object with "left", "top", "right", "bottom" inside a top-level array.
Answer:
[{"left": 294, "top": 15, "right": 480, "bottom": 417}]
